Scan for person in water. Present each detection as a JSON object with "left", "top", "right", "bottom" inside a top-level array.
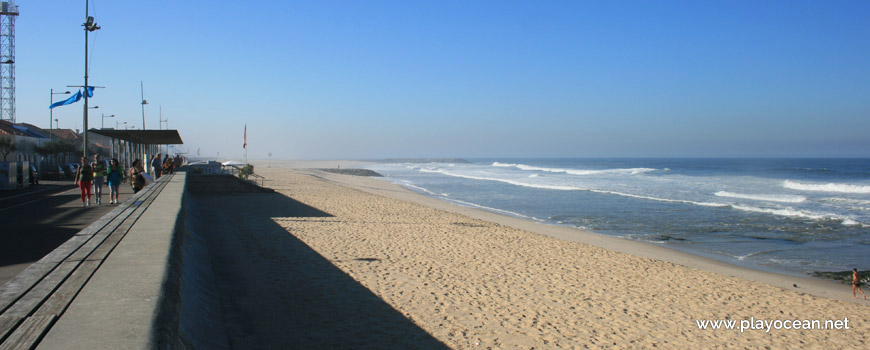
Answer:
[{"left": 853, "top": 268, "right": 866, "bottom": 299}]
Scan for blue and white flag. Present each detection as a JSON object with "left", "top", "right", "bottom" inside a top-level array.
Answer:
[
  {"left": 86, "top": 86, "right": 94, "bottom": 97},
  {"left": 48, "top": 90, "right": 82, "bottom": 109}
]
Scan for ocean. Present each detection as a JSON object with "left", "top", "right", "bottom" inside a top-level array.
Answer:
[{"left": 365, "top": 158, "right": 870, "bottom": 276}]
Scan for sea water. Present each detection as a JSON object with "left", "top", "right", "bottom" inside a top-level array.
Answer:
[{"left": 366, "top": 159, "right": 870, "bottom": 276}]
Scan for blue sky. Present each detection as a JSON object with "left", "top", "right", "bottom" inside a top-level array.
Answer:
[{"left": 12, "top": 0, "right": 870, "bottom": 159}]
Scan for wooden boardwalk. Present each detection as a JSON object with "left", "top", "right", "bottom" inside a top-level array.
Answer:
[{"left": 0, "top": 175, "right": 174, "bottom": 349}]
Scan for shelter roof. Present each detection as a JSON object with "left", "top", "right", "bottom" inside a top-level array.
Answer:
[{"left": 89, "top": 129, "right": 183, "bottom": 145}]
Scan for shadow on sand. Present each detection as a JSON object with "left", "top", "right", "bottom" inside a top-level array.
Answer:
[{"left": 189, "top": 190, "right": 448, "bottom": 349}]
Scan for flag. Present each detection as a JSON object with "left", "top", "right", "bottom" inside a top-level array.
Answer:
[
  {"left": 243, "top": 124, "right": 247, "bottom": 149},
  {"left": 197, "top": 147, "right": 200, "bottom": 156},
  {"left": 85, "top": 86, "right": 95, "bottom": 97},
  {"left": 49, "top": 90, "right": 82, "bottom": 109}
]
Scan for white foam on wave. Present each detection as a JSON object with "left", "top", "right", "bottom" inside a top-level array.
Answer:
[
  {"left": 419, "top": 168, "right": 586, "bottom": 191},
  {"left": 822, "top": 197, "right": 870, "bottom": 206},
  {"left": 819, "top": 197, "right": 870, "bottom": 212},
  {"left": 714, "top": 191, "right": 806, "bottom": 203},
  {"left": 399, "top": 181, "right": 439, "bottom": 196},
  {"left": 730, "top": 205, "right": 862, "bottom": 226},
  {"left": 443, "top": 198, "right": 544, "bottom": 222},
  {"left": 589, "top": 189, "right": 728, "bottom": 208},
  {"left": 418, "top": 167, "right": 867, "bottom": 227},
  {"left": 783, "top": 180, "right": 870, "bottom": 194},
  {"left": 420, "top": 168, "right": 727, "bottom": 208},
  {"left": 492, "top": 162, "right": 656, "bottom": 176}
]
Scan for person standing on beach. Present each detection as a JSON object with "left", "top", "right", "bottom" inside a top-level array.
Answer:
[
  {"left": 853, "top": 268, "right": 866, "bottom": 299},
  {"left": 107, "top": 158, "right": 124, "bottom": 204},
  {"left": 91, "top": 154, "right": 106, "bottom": 205},
  {"left": 130, "top": 159, "right": 146, "bottom": 194},
  {"left": 74, "top": 157, "right": 94, "bottom": 207}
]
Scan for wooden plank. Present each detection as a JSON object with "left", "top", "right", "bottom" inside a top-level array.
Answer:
[
  {"left": 37, "top": 234, "right": 93, "bottom": 264},
  {"left": 85, "top": 185, "right": 166, "bottom": 262},
  {"left": 32, "top": 261, "right": 101, "bottom": 318},
  {"left": 0, "top": 315, "right": 22, "bottom": 344},
  {"left": 0, "top": 315, "right": 56, "bottom": 350},
  {"left": 0, "top": 262, "right": 57, "bottom": 315},
  {"left": 2, "top": 262, "right": 78, "bottom": 318}
]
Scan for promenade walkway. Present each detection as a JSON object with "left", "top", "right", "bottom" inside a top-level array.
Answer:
[
  {"left": 0, "top": 170, "right": 446, "bottom": 349},
  {"left": 0, "top": 180, "right": 138, "bottom": 284},
  {"left": 0, "top": 172, "right": 182, "bottom": 349}
]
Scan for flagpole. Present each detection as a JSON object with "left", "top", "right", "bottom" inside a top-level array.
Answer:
[{"left": 244, "top": 124, "right": 248, "bottom": 166}]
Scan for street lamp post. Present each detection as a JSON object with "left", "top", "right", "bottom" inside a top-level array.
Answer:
[
  {"left": 101, "top": 113, "right": 114, "bottom": 129},
  {"left": 82, "top": 3, "right": 100, "bottom": 158},
  {"left": 50, "top": 89, "right": 71, "bottom": 140},
  {"left": 116, "top": 121, "right": 126, "bottom": 130},
  {"left": 140, "top": 81, "right": 148, "bottom": 130}
]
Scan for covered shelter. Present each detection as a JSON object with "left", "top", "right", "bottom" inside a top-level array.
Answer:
[{"left": 88, "top": 129, "right": 183, "bottom": 169}]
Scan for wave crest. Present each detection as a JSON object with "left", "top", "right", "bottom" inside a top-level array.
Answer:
[
  {"left": 784, "top": 180, "right": 870, "bottom": 194},
  {"left": 491, "top": 162, "right": 656, "bottom": 176},
  {"left": 714, "top": 191, "right": 806, "bottom": 203}
]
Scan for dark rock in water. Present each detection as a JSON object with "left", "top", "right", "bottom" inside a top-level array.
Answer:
[
  {"left": 657, "top": 235, "right": 687, "bottom": 241},
  {"left": 811, "top": 270, "right": 869, "bottom": 284},
  {"left": 315, "top": 168, "right": 383, "bottom": 177}
]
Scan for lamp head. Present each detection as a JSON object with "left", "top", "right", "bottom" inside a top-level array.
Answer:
[{"left": 84, "top": 16, "right": 101, "bottom": 31}]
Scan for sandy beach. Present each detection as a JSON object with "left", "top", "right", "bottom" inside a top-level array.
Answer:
[{"left": 214, "top": 161, "right": 868, "bottom": 348}]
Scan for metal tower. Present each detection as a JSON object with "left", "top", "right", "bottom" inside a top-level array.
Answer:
[{"left": 0, "top": 0, "right": 18, "bottom": 123}]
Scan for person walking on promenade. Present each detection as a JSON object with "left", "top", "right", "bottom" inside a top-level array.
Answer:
[
  {"left": 130, "top": 159, "right": 146, "bottom": 194},
  {"left": 162, "top": 154, "right": 174, "bottom": 175},
  {"left": 91, "top": 154, "right": 107, "bottom": 205},
  {"left": 107, "top": 158, "right": 124, "bottom": 204},
  {"left": 74, "top": 157, "right": 94, "bottom": 207},
  {"left": 853, "top": 268, "right": 866, "bottom": 299},
  {"left": 151, "top": 153, "right": 163, "bottom": 179}
]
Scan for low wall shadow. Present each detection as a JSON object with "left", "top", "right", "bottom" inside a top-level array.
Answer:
[{"left": 190, "top": 189, "right": 448, "bottom": 349}]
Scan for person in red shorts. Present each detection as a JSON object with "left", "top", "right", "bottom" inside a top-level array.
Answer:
[{"left": 74, "top": 157, "right": 94, "bottom": 207}]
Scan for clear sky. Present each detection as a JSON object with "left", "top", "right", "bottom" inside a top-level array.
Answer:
[{"left": 12, "top": 0, "right": 870, "bottom": 159}]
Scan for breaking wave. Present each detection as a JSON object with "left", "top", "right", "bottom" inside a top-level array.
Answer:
[
  {"left": 730, "top": 205, "right": 860, "bottom": 226},
  {"left": 714, "top": 191, "right": 806, "bottom": 203},
  {"left": 783, "top": 180, "right": 870, "bottom": 194},
  {"left": 492, "top": 162, "right": 656, "bottom": 176},
  {"left": 417, "top": 167, "right": 866, "bottom": 226}
]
